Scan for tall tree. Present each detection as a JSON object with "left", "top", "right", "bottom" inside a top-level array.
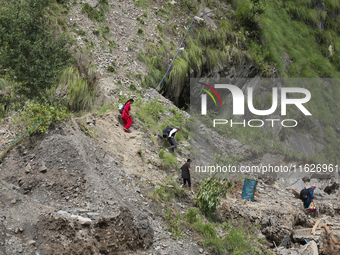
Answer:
[{"left": 0, "top": 0, "right": 72, "bottom": 97}]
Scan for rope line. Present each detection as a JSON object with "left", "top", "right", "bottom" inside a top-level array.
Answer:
[
  {"left": 143, "top": 11, "right": 215, "bottom": 101},
  {"left": 0, "top": 119, "right": 42, "bottom": 150}
]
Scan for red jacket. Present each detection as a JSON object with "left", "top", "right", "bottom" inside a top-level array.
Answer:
[{"left": 122, "top": 102, "right": 131, "bottom": 116}]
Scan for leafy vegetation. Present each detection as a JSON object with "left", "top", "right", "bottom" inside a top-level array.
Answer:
[
  {"left": 153, "top": 175, "right": 185, "bottom": 201},
  {"left": 159, "top": 149, "right": 178, "bottom": 170},
  {"left": 134, "top": 0, "right": 149, "bottom": 8},
  {"left": 164, "top": 207, "right": 183, "bottom": 238},
  {"left": 12, "top": 100, "right": 68, "bottom": 135},
  {"left": 183, "top": 209, "right": 268, "bottom": 254},
  {"left": 0, "top": 0, "right": 72, "bottom": 98},
  {"left": 195, "top": 178, "right": 233, "bottom": 218},
  {"left": 81, "top": 1, "right": 108, "bottom": 22}
]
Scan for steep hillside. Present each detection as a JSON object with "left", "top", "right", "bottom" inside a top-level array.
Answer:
[{"left": 1, "top": 0, "right": 340, "bottom": 254}]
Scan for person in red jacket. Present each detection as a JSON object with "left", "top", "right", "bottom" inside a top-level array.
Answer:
[{"left": 121, "top": 99, "right": 134, "bottom": 133}]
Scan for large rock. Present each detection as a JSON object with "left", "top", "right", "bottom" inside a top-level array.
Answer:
[{"left": 35, "top": 206, "right": 153, "bottom": 254}]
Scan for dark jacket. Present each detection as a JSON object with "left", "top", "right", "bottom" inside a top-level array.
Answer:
[
  {"left": 303, "top": 187, "right": 314, "bottom": 209},
  {"left": 181, "top": 163, "right": 190, "bottom": 179}
]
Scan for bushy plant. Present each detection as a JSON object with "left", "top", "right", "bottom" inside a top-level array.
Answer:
[
  {"left": 163, "top": 207, "right": 183, "bottom": 238},
  {"left": 0, "top": 0, "right": 72, "bottom": 98},
  {"left": 135, "top": 0, "right": 149, "bottom": 8},
  {"left": 82, "top": 3, "right": 105, "bottom": 22},
  {"left": 183, "top": 207, "right": 199, "bottom": 223},
  {"left": 137, "top": 28, "right": 144, "bottom": 35},
  {"left": 13, "top": 100, "right": 68, "bottom": 135},
  {"left": 153, "top": 175, "right": 185, "bottom": 201},
  {"left": 159, "top": 149, "right": 178, "bottom": 170},
  {"left": 108, "top": 66, "right": 115, "bottom": 72},
  {"left": 195, "top": 178, "right": 231, "bottom": 217}
]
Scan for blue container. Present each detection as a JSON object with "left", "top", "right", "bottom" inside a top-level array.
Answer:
[{"left": 241, "top": 179, "right": 258, "bottom": 201}]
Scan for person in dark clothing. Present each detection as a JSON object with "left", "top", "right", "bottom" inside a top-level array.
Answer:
[
  {"left": 181, "top": 159, "right": 194, "bottom": 194},
  {"left": 122, "top": 99, "right": 134, "bottom": 133},
  {"left": 166, "top": 126, "right": 180, "bottom": 153},
  {"left": 303, "top": 184, "right": 316, "bottom": 212}
]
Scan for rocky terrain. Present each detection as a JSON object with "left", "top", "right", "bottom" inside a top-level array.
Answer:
[
  {"left": 1, "top": 90, "right": 340, "bottom": 254},
  {"left": 1, "top": 0, "right": 340, "bottom": 254}
]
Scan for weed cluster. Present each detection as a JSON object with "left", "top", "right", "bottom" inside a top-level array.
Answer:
[
  {"left": 183, "top": 208, "right": 268, "bottom": 254},
  {"left": 164, "top": 208, "right": 183, "bottom": 238},
  {"left": 153, "top": 175, "right": 185, "bottom": 201},
  {"left": 82, "top": 3, "right": 105, "bottom": 22}
]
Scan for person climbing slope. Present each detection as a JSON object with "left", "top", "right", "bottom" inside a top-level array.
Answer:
[
  {"left": 121, "top": 98, "right": 134, "bottom": 133},
  {"left": 162, "top": 126, "right": 180, "bottom": 153},
  {"left": 181, "top": 159, "right": 194, "bottom": 194}
]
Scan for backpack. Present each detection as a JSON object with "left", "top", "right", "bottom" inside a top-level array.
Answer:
[
  {"left": 118, "top": 103, "right": 124, "bottom": 114},
  {"left": 300, "top": 188, "right": 309, "bottom": 201},
  {"left": 162, "top": 126, "right": 172, "bottom": 138}
]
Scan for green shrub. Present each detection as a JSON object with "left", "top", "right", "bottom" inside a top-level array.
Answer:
[
  {"left": 82, "top": 3, "right": 105, "bottom": 22},
  {"left": 196, "top": 220, "right": 217, "bottom": 239},
  {"left": 0, "top": 0, "right": 72, "bottom": 98},
  {"left": 163, "top": 208, "right": 183, "bottom": 238},
  {"left": 93, "top": 29, "right": 100, "bottom": 36},
  {"left": 159, "top": 149, "right": 178, "bottom": 170},
  {"left": 137, "top": 28, "right": 144, "bottom": 35},
  {"left": 195, "top": 178, "right": 230, "bottom": 217},
  {"left": 135, "top": 0, "right": 149, "bottom": 8},
  {"left": 52, "top": 67, "right": 96, "bottom": 112},
  {"left": 153, "top": 175, "right": 184, "bottom": 201},
  {"left": 13, "top": 100, "right": 68, "bottom": 134},
  {"left": 76, "top": 29, "right": 86, "bottom": 36},
  {"left": 102, "top": 26, "right": 110, "bottom": 33},
  {"left": 0, "top": 103, "right": 6, "bottom": 119},
  {"left": 129, "top": 84, "right": 136, "bottom": 90},
  {"left": 183, "top": 208, "right": 199, "bottom": 224},
  {"left": 223, "top": 221, "right": 265, "bottom": 255},
  {"left": 136, "top": 100, "right": 165, "bottom": 130},
  {"left": 136, "top": 17, "right": 145, "bottom": 24},
  {"left": 67, "top": 79, "right": 95, "bottom": 112},
  {"left": 107, "top": 66, "right": 115, "bottom": 72},
  {"left": 157, "top": 24, "right": 164, "bottom": 32},
  {"left": 108, "top": 40, "right": 117, "bottom": 48}
]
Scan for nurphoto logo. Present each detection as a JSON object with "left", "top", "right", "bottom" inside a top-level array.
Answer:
[{"left": 193, "top": 79, "right": 312, "bottom": 128}]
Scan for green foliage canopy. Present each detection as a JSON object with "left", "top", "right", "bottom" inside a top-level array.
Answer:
[{"left": 0, "top": 0, "right": 72, "bottom": 97}]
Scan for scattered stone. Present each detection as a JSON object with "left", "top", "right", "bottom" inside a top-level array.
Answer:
[
  {"left": 199, "top": 248, "right": 204, "bottom": 253},
  {"left": 78, "top": 216, "right": 92, "bottom": 225},
  {"left": 194, "top": 16, "right": 204, "bottom": 22},
  {"left": 85, "top": 0, "right": 99, "bottom": 8},
  {"left": 39, "top": 163, "right": 47, "bottom": 173},
  {"left": 79, "top": 209, "right": 90, "bottom": 213},
  {"left": 87, "top": 212, "right": 100, "bottom": 217},
  {"left": 28, "top": 240, "right": 36, "bottom": 246},
  {"left": 57, "top": 210, "right": 70, "bottom": 217},
  {"left": 25, "top": 163, "right": 31, "bottom": 173}
]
